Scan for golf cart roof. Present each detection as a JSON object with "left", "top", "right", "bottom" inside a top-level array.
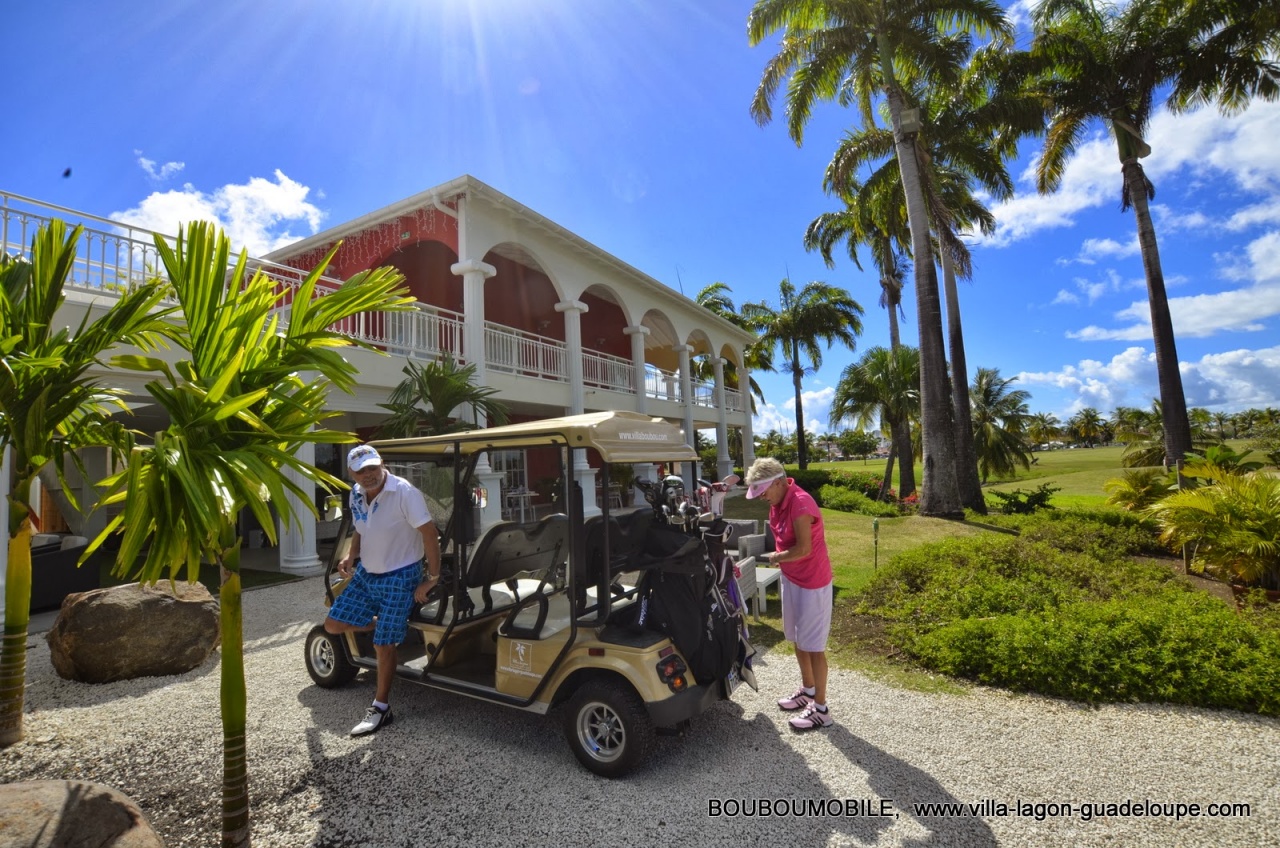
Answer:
[{"left": 370, "top": 410, "right": 698, "bottom": 464}]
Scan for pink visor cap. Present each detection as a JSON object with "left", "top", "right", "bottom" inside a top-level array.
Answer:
[{"left": 745, "top": 473, "right": 784, "bottom": 499}]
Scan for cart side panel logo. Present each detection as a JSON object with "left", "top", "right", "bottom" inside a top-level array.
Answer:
[{"left": 499, "top": 641, "right": 538, "bottom": 678}]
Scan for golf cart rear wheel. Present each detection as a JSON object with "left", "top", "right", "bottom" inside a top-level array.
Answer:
[
  {"left": 564, "top": 679, "right": 654, "bottom": 778},
  {"left": 305, "top": 625, "right": 357, "bottom": 688}
]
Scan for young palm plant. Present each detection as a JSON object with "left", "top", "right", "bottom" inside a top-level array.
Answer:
[
  {"left": 1147, "top": 466, "right": 1280, "bottom": 590},
  {"left": 0, "top": 220, "right": 172, "bottom": 747},
  {"left": 376, "top": 355, "right": 509, "bottom": 438},
  {"left": 1103, "top": 468, "right": 1176, "bottom": 512},
  {"left": 88, "top": 222, "right": 412, "bottom": 847}
]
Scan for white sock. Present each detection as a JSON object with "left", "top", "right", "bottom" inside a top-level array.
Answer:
[
  {"left": 373, "top": 700, "right": 389, "bottom": 711},
  {"left": 802, "top": 686, "right": 815, "bottom": 696},
  {"left": 813, "top": 702, "right": 828, "bottom": 712}
]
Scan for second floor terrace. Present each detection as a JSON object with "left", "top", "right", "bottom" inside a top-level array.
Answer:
[{"left": 1, "top": 181, "right": 754, "bottom": 415}]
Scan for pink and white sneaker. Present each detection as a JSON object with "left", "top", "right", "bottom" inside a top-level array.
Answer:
[
  {"left": 788, "top": 705, "right": 833, "bottom": 731},
  {"left": 777, "top": 688, "right": 814, "bottom": 711}
]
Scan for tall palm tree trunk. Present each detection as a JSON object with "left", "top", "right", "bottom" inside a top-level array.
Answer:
[
  {"left": 891, "top": 419, "right": 916, "bottom": 498},
  {"left": 879, "top": 442, "right": 897, "bottom": 501},
  {"left": 880, "top": 52, "right": 962, "bottom": 518},
  {"left": 1123, "top": 158, "right": 1193, "bottom": 482},
  {"left": 882, "top": 283, "right": 916, "bottom": 498},
  {"left": 791, "top": 339, "right": 809, "bottom": 470},
  {"left": 220, "top": 536, "right": 250, "bottom": 848},
  {"left": 940, "top": 249, "right": 986, "bottom": 513}
]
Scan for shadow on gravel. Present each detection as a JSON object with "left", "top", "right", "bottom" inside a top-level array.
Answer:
[
  {"left": 822, "top": 723, "right": 998, "bottom": 846},
  {"left": 282, "top": 652, "right": 995, "bottom": 848}
]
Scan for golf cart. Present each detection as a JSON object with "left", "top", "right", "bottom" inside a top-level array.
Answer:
[{"left": 304, "top": 411, "right": 756, "bottom": 777}]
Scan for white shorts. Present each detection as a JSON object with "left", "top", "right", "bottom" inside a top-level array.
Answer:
[{"left": 780, "top": 575, "right": 833, "bottom": 652}]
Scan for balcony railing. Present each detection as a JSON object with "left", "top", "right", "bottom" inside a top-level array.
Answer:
[
  {"left": 485, "top": 322, "right": 567, "bottom": 383},
  {"left": 2, "top": 190, "right": 732, "bottom": 414},
  {"left": 583, "top": 349, "right": 634, "bottom": 392}
]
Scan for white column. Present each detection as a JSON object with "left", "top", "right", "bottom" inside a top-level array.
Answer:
[
  {"left": 741, "top": 364, "right": 756, "bottom": 472},
  {"left": 451, "top": 259, "right": 497, "bottom": 392},
  {"left": 277, "top": 441, "right": 323, "bottom": 576},
  {"left": 675, "top": 344, "right": 696, "bottom": 492},
  {"left": 452, "top": 258, "right": 503, "bottom": 528},
  {"left": 713, "top": 357, "right": 732, "bottom": 481},
  {"left": 557, "top": 299, "right": 600, "bottom": 517},
  {"left": 624, "top": 324, "right": 649, "bottom": 414}
]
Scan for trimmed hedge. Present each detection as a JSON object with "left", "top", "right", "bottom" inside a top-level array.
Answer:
[{"left": 855, "top": 512, "right": 1280, "bottom": 714}]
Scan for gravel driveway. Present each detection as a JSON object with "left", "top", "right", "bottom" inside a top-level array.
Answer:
[{"left": 2, "top": 577, "right": 1276, "bottom": 847}]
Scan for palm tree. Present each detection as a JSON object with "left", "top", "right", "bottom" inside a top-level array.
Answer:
[
  {"left": 830, "top": 345, "right": 920, "bottom": 499},
  {"left": 804, "top": 192, "right": 920, "bottom": 494},
  {"left": 1067, "top": 406, "right": 1108, "bottom": 447},
  {"left": 741, "top": 278, "right": 864, "bottom": 470},
  {"left": 89, "top": 222, "right": 411, "bottom": 847},
  {"left": 1114, "top": 401, "right": 1167, "bottom": 467},
  {"left": 749, "top": 0, "right": 1011, "bottom": 517},
  {"left": 821, "top": 53, "right": 1044, "bottom": 512},
  {"left": 969, "top": 367, "right": 1032, "bottom": 483},
  {"left": 1027, "top": 411, "right": 1061, "bottom": 450},
  {"left": 0, "top": 221, "right": 172, "bottom": 747},
  {"left": 694, "top": 281, "right": 774, "bottom": 412},
  {"left": 376, "top": 355, "right": 510, "bottom": 438},
  {"left": 1030, "top": 0, "right": 1280, "bottom": 481}
]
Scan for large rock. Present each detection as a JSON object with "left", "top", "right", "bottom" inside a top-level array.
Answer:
[
  {"left": 0, "top": 780, "right": 164, "bottom": 847},
  {"left": 46, "top": 582, "right": 220, "bottom": 683}
]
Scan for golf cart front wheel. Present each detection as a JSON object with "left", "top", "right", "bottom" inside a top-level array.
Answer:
[
  {"left": 563, "top": 679, "right": 654, "bottom": 778},
  {"left": 305, "top": 625, "right": 358, "bottom": 688}
]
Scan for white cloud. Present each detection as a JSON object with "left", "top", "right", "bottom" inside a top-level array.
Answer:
[
  {"left": 134, "top": 151, "right": 184, "bottom": 181},
  {"left": 983, "top": 100, "right": 1280, "bottom": 248},
  {"left": 1226, "top": 198, "right": 1280, "bottom": 231},
  {"left": 1077, "top": 237, "right": 1140, "bottom": 262},
  {"left": 110, "top": 171, "right": 324, "bottom": 257},
  {"left": 1052, "top": 289, "right": 1079, "bottom": 305},
  {"left": 1066, "top": 230, "right": 1280, "bottom": 340},
  {"left": 754, "top": 385, "right": 837, "bottom": 436},
  {"left": 1018, "top": 344, "right": 1280, "bottom": 415}
]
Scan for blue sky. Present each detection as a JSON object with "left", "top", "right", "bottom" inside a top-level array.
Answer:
[{"left": 6, "top": 0, "right": 1279, "bottom": 437}]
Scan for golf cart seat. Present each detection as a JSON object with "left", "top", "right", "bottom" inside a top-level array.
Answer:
[{"left": 415, "top": 514, "right": 570, "bottom": 623}]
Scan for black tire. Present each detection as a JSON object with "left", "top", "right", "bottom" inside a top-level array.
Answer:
[
  {"left": 563, "top": 679, "right": 654, "bottom": 778},
  {"left": 305, "top": 625, "right": 358, "bottom": 688}
]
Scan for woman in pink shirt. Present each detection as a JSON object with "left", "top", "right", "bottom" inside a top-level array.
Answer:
[{"left": 745, "top": 457, "right": 834, "bottom": 731}]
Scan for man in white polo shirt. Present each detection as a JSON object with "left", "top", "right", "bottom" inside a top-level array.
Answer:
[{"left": 324, "top": 444, "right": 442, "bottom": 736}]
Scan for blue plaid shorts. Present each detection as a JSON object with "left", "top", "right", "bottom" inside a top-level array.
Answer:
[{"left": 328, "top": 560, "right": 422, "bottom": 645}]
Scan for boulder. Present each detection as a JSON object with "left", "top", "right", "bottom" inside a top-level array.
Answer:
[
  {"left": 0, "top": 780, "right": 164, "bottom": 847},
  {"left": 46, "top": 582, "right": 220, "bottom": 683}
]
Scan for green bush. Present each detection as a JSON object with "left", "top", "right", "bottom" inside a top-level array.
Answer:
[
  {"left": 854, "top": 525, "right": 1280, "bottom": 715},
  {"left": 825, "top": 468, "right": 887, "bottom": 499},
  {"left": 986, "top": 483, "right": 1061, "bottom": 514},
  {"left": 819, "top": 485, "right": 899, "bottom": 518},
  {"left": 910, "top": 591, "right": 1280, "bottom": 713},
  {"left": 790, "top": 469, "right": 833, "bottom": 502}
]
